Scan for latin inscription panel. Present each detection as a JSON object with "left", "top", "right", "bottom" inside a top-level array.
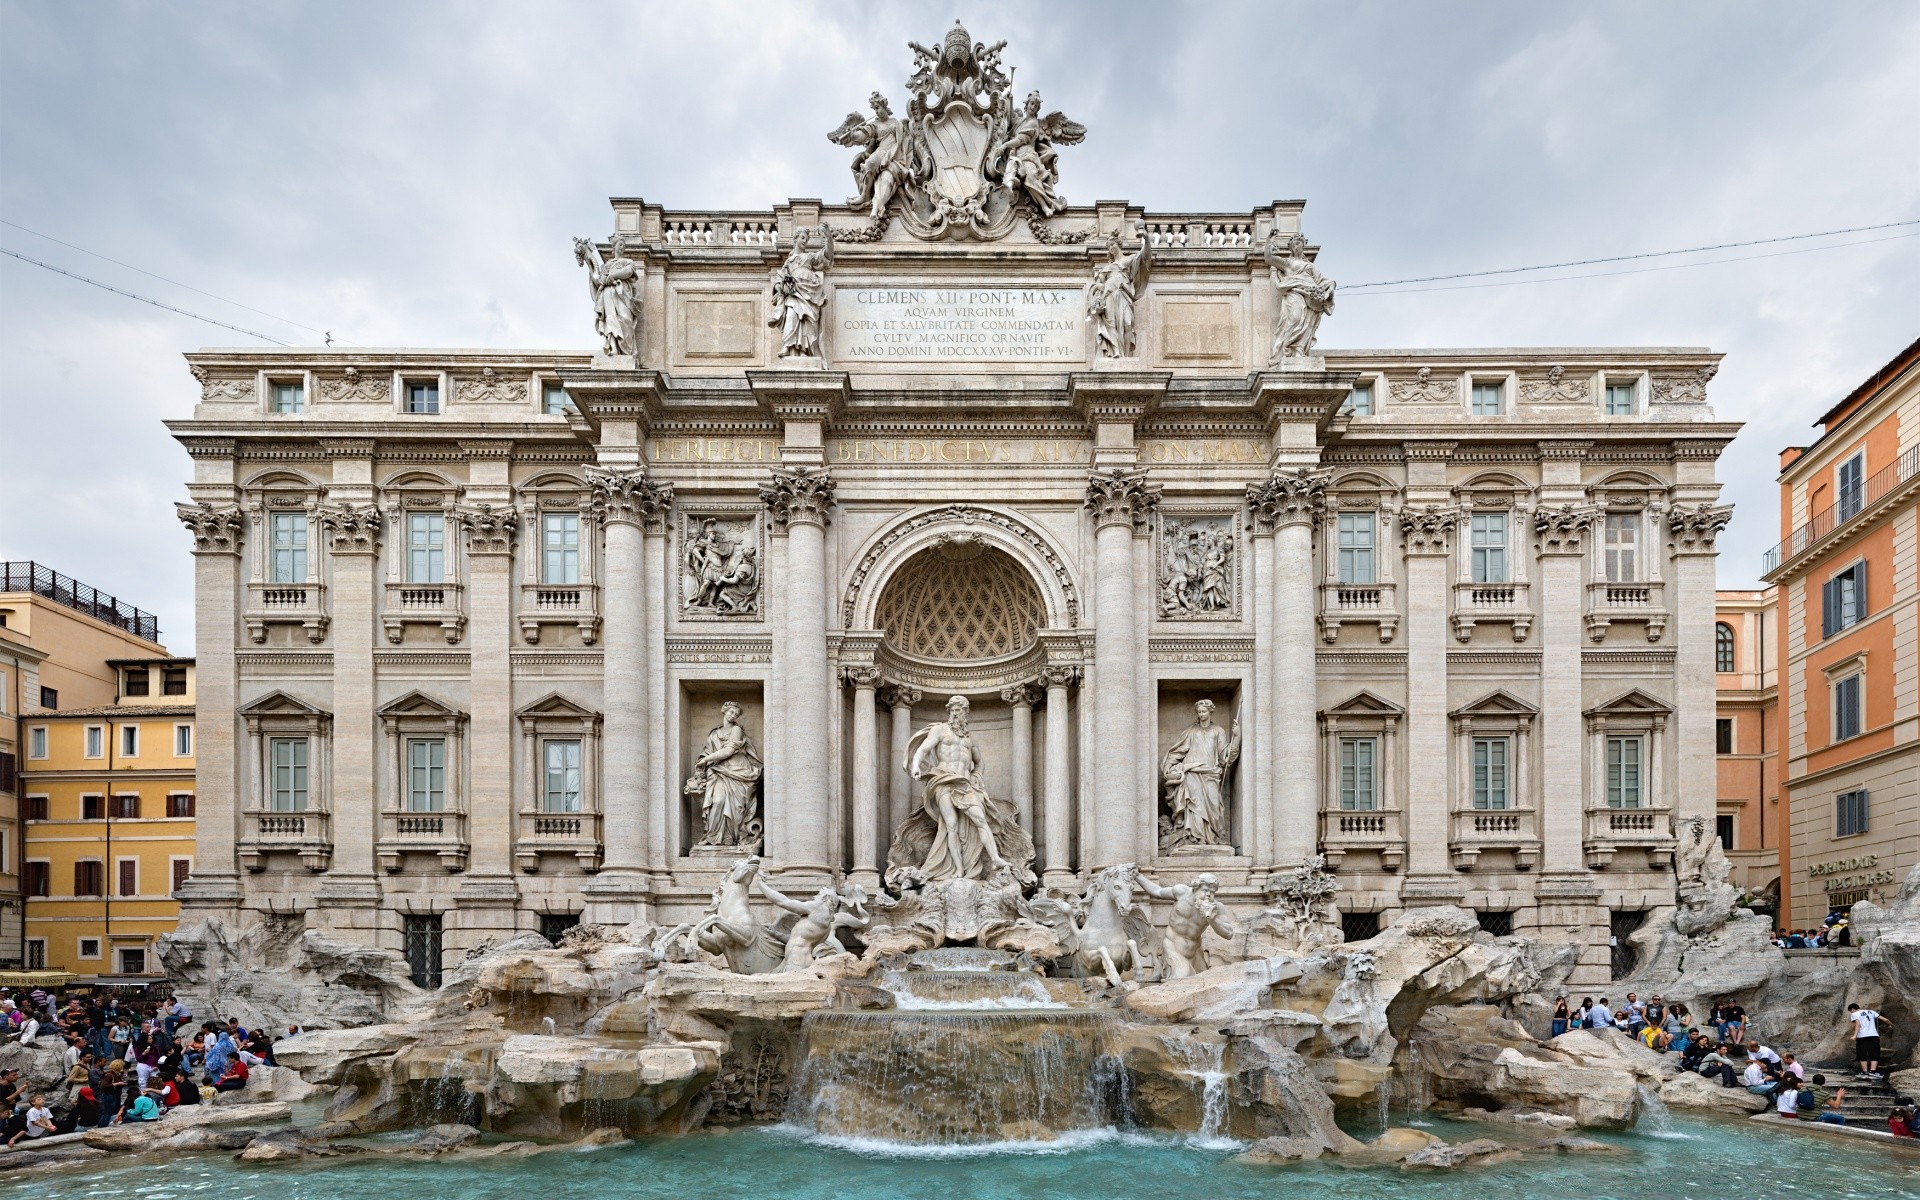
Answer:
[{"left": 836, "top": 286, "right": 1083, "bottom": 362}]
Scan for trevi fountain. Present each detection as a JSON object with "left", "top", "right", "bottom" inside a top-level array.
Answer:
[{"left": 11, "top": 20, "right": 1917, "bottom": 1200}]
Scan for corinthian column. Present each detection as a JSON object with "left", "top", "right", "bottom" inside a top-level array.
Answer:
[
  {"left": 1247, "top": 468, "right": 1328, "bottom": 872},
  {"left": 761, "top": 466, "right": 836, "bottom": 875},
  {"left": 845, "top": 666, "right": 882, "bottom": 887},
  {"left": 1084, "top": 468, "right": 1159, "bottom": 869},
  {"left": 1669, "top": 503, "right": 1733, "bottom": 831},
  {"left": 1040, "top": 665, "right": 1078, "bottom": 888},
  {"left": 1002, "top": 683, "right": 1039, "bottom": 834},
  {"left": 583, "top": 465, "right": 673, "bottom": 920},
  {"left": 881, "top": 684, "right": 921, "bottom": 857},
  {"left": 1534, "top": 503, "right": 1599, "bottom": 877},
  {"left": 1397, "top": 504, "right": 1460, "bottom": 887},
  {"left": 315, "top": 501, "right": 383, "bottom": 901}
]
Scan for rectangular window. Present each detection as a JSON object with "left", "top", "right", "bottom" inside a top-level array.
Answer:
[
  {"left": 404, "top": 380, "right": 440, "bottom": 414},
  {"left": 270, "top": 380, "right": 305, "bottom": 414},
  {"left": 175, "top": 723, "right": 193, "bottom": 757},
  {"left": 1835, "top": 788, "right": 1870, "bottom": 837},
  {"left": 85, "top": 725, "right": 104, "bottom": 758},
  {"left": 1715, "top": 814, "right": 1735, "bottom": 851},
  {"left": 543, "top": 739, "right": 582, "bottom": 813},
  {"left": 163, "top": 666, "right": 188, "bottom": 696},
  {"left": 1833, "top": 673, "right": 1862, "bottom": 741},
  {"left": 28, "top": 726, "right": 46, "bottom": 758},
  {"left": 39, "top": 685, "right": 57, "bottom": 709},
  {"left": 1341, "top": 912, "right": 1380, "bottom": 942},
  {"left": 1338, "top": 736, "right": 1378, "bottom": 811},
  {"left": 1471, "top": 737, "right": 1510, "bottom": 810},
  {"left": 172, "top": 858, "right": 193, "bottom": 894},
  {"left": 269, "top": 513, "right": 308, "bottom": 583},
  {"left": 542, "top": 512, "right": 582, "bottom": 584},
  {"left": 1336, "top": 513, "right": 1375, "bottom": 584},
  {"left": 406, "top": 738, "right": 446, "bottom": 812},
  {"left": 1476, "top": 910, "right": 1513, "bottom": 937},
  {"left": 1470, "top": 381, "right": 1504, "bottom": 416},
  {"left": 0, "top": 751, "right": 12, "bottom": 793},
  {"left": 120, "top": 725, "right": 139, "bottom": 757},
  {"left": 539, "top": 913, "right": 581, "bottom": 945},
  {"left": 77, "top": 937, "right": 101, "bottom": 960},
  {"left": 117, "top": 858, "right": 138, "bottom": 897},
  {"left": 1604, "top": 382, "right": 1637, "bottom": 415},
  {"left": 166, "top": 793, "right": 196, "bottom": 818},
  {"left": 1470, "top": 512, "right": 1509, "bottom": 583},
  {"left": 118, "top": 947, "right": 147, "bottom": 975},
  {"left": 406, "top": 512, "right": 446, "bottom": 583},
  {"left": 542, "top": 381, "right": 572, "bottom": 416},
  {"left": 123, "top": 666, "right": 149, "bottom": 696},
  {"left": 1603, "top": 513, "right": 1639, "bottom": 582},
  {"left": 1821, "top": 562, "right": 1867, "bottom": 637},
  {"left": 25, "top": 939, "right": 45, "bottom": 970},
  {"left": 82, "top": 794, "right": 104, "bottom": 820},
  {"left": 1345, "top": 381, "right": 1374, "bottom": 416},
  {"left": 74, "top": 860, "right": 103, "bottom": 897},
  {"left": 403, "top": 914, "right": 443, "bottom": 989},
  {"left": 1715, "top": 718, "right": 1734, "bottom": 755},
  {"left": 113, "top": 794, "right": 139, "bottom": 819},
  {"left": 24, "top": 796, "right": 48, "bottom": 821},
  {"left": 24, "top": 861, "right": 50, "bottom": 898},
  {"left": 270, "top": 737, "right": 310, "bottom": 811},
  {"left": 1836, "top": 453, "right": 1865, "bottom": 522},
  {"left": 1605, "top": 735, "right": 1644, "bottom": 808}
]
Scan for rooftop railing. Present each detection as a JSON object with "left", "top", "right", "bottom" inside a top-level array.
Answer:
[
  {"left": 0, "top": 561, "right": 160, "bottom": 643},
  {"left": 1763, "top": 443, "right": 1920, "bottom": 576}
]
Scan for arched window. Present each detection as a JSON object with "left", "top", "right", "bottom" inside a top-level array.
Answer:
[{"left": 1715, "top": 622, "right": 1736, "bottom": 673}]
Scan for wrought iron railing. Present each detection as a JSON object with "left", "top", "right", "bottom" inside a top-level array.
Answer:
[
  {"left": 0, "top": 561, "right": 159, "bottom": 642},
  {"left": 1763, "top": 443, "right": 1920, "bottom": 575}
]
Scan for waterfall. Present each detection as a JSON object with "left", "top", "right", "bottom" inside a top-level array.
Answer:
[
  {"left": 1190, "top": 1040, "right": 1231, "bottom": 1149},
  {"left": 1636, "top": 1084, "right": 1690, "bottom": 1139},
  {"left": 1374, "top": 1079, "right": 1391, "bottom": 1130}
]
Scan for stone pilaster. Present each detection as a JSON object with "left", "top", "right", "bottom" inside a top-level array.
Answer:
[
  {"left": 1533, "top": 503, "right": 1599, "bottom": 876},
  {"left": 1668, "top": 503, "right": 1733, "bottom": 830},
  {"left": 1397, "top": 503, "right": 1461, "bottom": 894},
  {"left": 845, "top": 665, "right": 883, "bottom": 887},
  {"left": 582, "top": 464, "right": 673, "bottom": 921},
  {"left": 1247, "top": 468, "right": 1327, "bottom": 873},
  {"left": 761, "top": 466, "right": 837, "bottom": 877},
  {"left": 455, "top": 497, "right": 518, "bottom": 888},
  {"left": 1085, "top": 468, "right": 1158, "bottom": 869},
  {"left": 1039, "top": 665, "right": 1078, "bottom": 887},
  {"left": 314, "top": 500, "right": 384, "bottom": 924},
  {"left": 174, "top": 502, "right": 246, "bottom": 907}
]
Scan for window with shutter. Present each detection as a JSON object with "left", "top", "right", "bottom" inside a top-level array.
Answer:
[
  {"left": 1836, "top": 789, "right": 1870, "bottom": 837},
  {"left": 118, "top": 859, "right": 137, "bottom": 897},
  {"left": 172, "top": 859, "right": 192, "bottom": 894}
]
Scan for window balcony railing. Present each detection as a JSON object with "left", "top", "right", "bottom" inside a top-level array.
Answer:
[
  {"left": 1763, "top": 443, "right": 1920, "bottom": 576},
  {"left": 381, "top": 580, "right": 466, "bottom": 644},
  {"left": 515, "top": 810, "right": 602, "bottom": 873},
  {"left": 1317, "top": 580, "right": 1399, "bottom": 643},
  {"left": 1451, "top": 580, "right": 1532, "bottom": 642},
  {"left": 1583, "top": 579, "right": 1668, "bottom": 642},
  {"left": 1448, "top": 807, "right": 1540, "bottom": 871},
  {"left": 1317, "top": 807, "right": 1404, "bottom": 871},
  {"left": 239, "top": 808, "right": 331, "bottom": 872},
  {"left": 1583, "top": 804, "right": 1674, "bottom": 870},
  {"left": 378, "top": 809, "right": 469, "bottom": 872},
  {"left": 517, "top": 581, "right": 601, "bottom": 645},
  {"left": 245, "top": 580, "right": 329, "bottom": 644}
]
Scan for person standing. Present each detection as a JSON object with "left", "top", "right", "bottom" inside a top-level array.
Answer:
[{"left": 1847, "top": 1003, "right": 1887, "bottom": 1078}]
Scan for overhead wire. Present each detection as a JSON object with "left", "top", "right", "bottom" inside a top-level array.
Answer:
[{"left": 0, "top": 246, "right": 291, "bottom": 345}]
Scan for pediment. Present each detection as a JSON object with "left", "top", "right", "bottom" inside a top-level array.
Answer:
[
  {"left": 1322, "top": 689, "right": 1405, "bottom": 718},
  {"left": 1583, "top": 688, "right": 1673, "bottom": 719},
  {"left": 516, "top": 691, "right": 601, "bottom": 720},
  {"left": 238, "top": 689, "right": 328, "bottom": 718},
  {"left": 1449, "top": 689, "right": 1538, "bottom": 719},
  {"left": 378, "top": 689, "right": 465, "bottom": 719}
]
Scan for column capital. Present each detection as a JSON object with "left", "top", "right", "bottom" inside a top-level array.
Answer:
[
  {"left": 1246, "top": 466, "right": 1329, "bottom": 532},
  {"left": 1398, "top": 503, "right": 1461, "bottom": 556},
  {"left": 317, "top": 502, "right": 384, "bottom": 555},
  {"left": 456, "top": 502, "right": 520, "bottom": 555},
  {"left": 1039, "top": 664, "right": 1081, "bottom": 690},
  {"left": 1667, "top": 502, "right": 1733, "bottom": 555},
  {"left": 760, "top": 465, "right": 836, "bottom": 530},
  {"left": 176, "top": 501, "right": 245, "bottom": 555},
  {"left": 843, "top": 665, "right": 883, "bottom": 690},
  {"left": 584, "top": 464, "right": 674, "bottom": 530},
  {"left": 1000, "top": 682, "right": 1040, "bottom": 708},
  {"left": 1084, "top": 467, "right": 1160, "bottom": 532},
  {"left": 880, "top": 683, "right": 922, "bottom": 710},
  {"left": 1533, "top": 502, "right": 1600, "bottom": 555}
]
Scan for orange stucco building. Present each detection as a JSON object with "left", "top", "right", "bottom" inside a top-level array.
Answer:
[{"left": 1713, "top": 588, "right": 1779, "bottom": 904}]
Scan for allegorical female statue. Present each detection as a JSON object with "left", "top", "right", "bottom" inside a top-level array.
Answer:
[
  {"left": 686, "top": 702, "right": 762, "bottom": 849},
  {"left": 1265, "top": 232, "right": 1336, "bottom": 362},
  {"left": 767, "top": 224, "right": 834, "bottom": 357},
  {"left": 1088, "top": 219, "right": 1151, "bottom": 358},
  {"left": 1159, "top": 698, "right": 1241, "bottom": 851},
  {"left": 573, "top": 234, "right": 642, "bottom": 357}
]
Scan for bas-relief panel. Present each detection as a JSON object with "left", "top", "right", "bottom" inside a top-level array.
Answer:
[
  {"left": 1156, "top": 512, "right": 1240, "bottom": 621},
  {"left": 678, "top": 509, "right": 764, "bottom": 619}
]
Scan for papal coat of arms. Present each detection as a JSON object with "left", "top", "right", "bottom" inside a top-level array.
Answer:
[{"left": 828, "top": 21, "right": 1086, "bottom": 240}]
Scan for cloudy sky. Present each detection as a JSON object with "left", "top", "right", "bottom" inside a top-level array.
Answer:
[{"left": 3, "top": 1, "right": 1916, "bottom": 655}]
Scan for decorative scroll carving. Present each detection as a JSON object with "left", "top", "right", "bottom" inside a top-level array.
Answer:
[
  {"left": 1533, "top": 503, "right": 1600, "bottom": 554},
  {"left": 686, "top": 702, "right": 763, "bottom": 852},
  {"left": 759, "top": 466, "right": 836, "bottom": 530},
  {"left": 1158, "top": 515, "right": 1235, "bottom": 617},
  {"left": 1246, "top": 467, "right": 1329, "bottom": 531},
  {"left": 175, "top": 501, "right": 245, "bottom": 554},
  {"left": 1650, "top": 364, "right": 1718, "bottom": 405},
  {"left": 1398, "top": 504, "right": 1461, "bottom": 554},
  {"left": 1519, "top": 364, "right": 1589, "bottom": 405},
  {"left": 875, "top": 543, "right": 1044, "bottom": 660},
  {"left": 1392, "top": 366, "right": 1454, "bottom": 405},
  {"left": 317, "top": 503, "right": 384, "bottom": 554},
  {"left": 191, "top": 366, "right": 254, "bottom": 403},
  {"left": 767, "top": 226, "right": 833, "bottom": 358},
  {"left": 319, "top": 366, "right": 388, "bottom": 405},
  {"left": 1089, "top": 220, "right": 1150, "bottom": 358},
  {"left": 1085, "top": 468, "right": 1160, "bottom": 532},
  {"left": 1265, "top": 233, "right": 1336, "bottom": 361},
  {"left": 681, "top": 515, "right": 761, "bottom": 616},
  {"left": 574, "top": 234, "right": 643, "bottom": 357},
  {"left": 881, "top": 683, "right": 923, "bottom": 710},
  {"left": 456, "top": 503, "right": 519, "bottom": 555},
  {"left": 1038, "top": 664, "right": 1080, "bottom": 689},
  {"left": 1667, "top": 502, "right": 1733, "bottom": 552},
  {"left": 841, "top": 504, "right": 1080, "bottom": 629},
  {"left": 585, "top": 465, "right": 674, "bottom": 530},
  {"left": 455, "top": 367, "right": 526, "bottom": 405}
]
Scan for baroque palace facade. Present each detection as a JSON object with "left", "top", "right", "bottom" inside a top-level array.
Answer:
[{"left": 168, "top": 26, "right": 1736, "bottom": 987}]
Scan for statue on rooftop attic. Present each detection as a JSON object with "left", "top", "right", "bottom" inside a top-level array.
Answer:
[
  {"left": 1088, "top": 219, "right": 1151, "bottom": 359},
  {"left": 573, "top": 234, "right": 642, "bottom": 358},
  {"left": 987, "top": 90, "right": 1086, "bottom": 218},
  {"left": 1265, "top": 232, "right": 1336, "bottom": 362},
  {"left": 767, "top": 224, "right": 834, "bottom": 357}
]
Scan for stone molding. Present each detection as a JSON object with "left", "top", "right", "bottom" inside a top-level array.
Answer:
[
  {"left": 1532, "top": 503, "right": 1600, "bottom": 555},
  {"left": 840, "top": 504, "right": 1081, "bottom": 630},
  {"left": 1667, "top": 502, "right": 1733, "bottom": 554},
  {"left": 1397, "top": 504, "right": 1460, "bottom": 555},
  {"left": 842, "top": 665, "right": 883, "bottom": 689},
  {"left": 317, "top": 502, "right": 384, "bottom": 554},
  {"left": 1085, "top": 467, "right": 1161, "bottom": 532},
  {"left": 584, "top": 464, "right": 675, "bottom": 530},
  {"left": 176, "top": 501, "right": 245, "bottom": 555},
  {"left": 759, "top": 465, "right": 836, "bottom": 531},
  {"left": 1650, "top": 363, "right": 1717, "bottom": 405},
  {"left": 999, "top": 682, "right": 1040, "bottom": 707},
  {"left": 1245, "top": 467, "right": 1329, "bottom": 532},
  {"left": 879, "top": 683, "right": 923, "bottom": 709},
  {"left": 456, "top": 502, "right": 519, "bottom": 555},
  {"left": 1038, "top": 664, "right": 1081, "bottom": 689}
]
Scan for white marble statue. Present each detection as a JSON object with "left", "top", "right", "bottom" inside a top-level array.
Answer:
[
  {"left": 685, "top": 702, "right": 762, "bottom": 849},
  {"left": 768, "top": 225, "right": 833, "bottom": 357},
  {"left": 684, "top": 518, "right": 760, "bottom": 614},
  {"left": 892, "top": 695, "right": 1035, "bottom": 884},
  {"left": 759, "top": 876, "right": 869, "bottom": 972},
  {"left": 828, "top": 92, "right": 921, "bottom": 221},
  {"left": 1135, "top": 869, "right": 1237, "bottom": 979},
  {"left": 655, "top": 855, "right": 768, "bottom": 973},
  {"left": 1160, "top": 518, "right": 1233, "bottom": 615},
  {"left": 988, "top": 90, "right": 1085, "bottom": 217},
  {"left": 1088, "top": 220, "right": 1151, "bottom": 358},
  {"left": 1265, "top": 232, "right": 1335, "bottom": 362},
  {"left": 1250, "top": 855, "right": 1344, "bottom": 954},
  {"left": 1028, "top": 864, "right": 1159, "bottom": 987},
  {"left": 1159, "top": 699, "right": 1241, "bottom": 851},
  {"left": 573, "top": 234, "right": 642, "bottom": 357}
]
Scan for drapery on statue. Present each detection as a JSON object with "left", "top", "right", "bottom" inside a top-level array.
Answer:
[
  {"left": 1159, "top": 699, "right": 1241, "bottom": 850},
  {"left": 573, "top": 234, "right": 642, "bottom": 357},
  {"left": 987, "top": 90, "right": 1086, "bottom": 217},
  {"left": 1264, "top": 232, "right": 1336, "bottom": 361},
  {"left": 685, "top": 702, "right": 762, "bottom": 849},
  {"left": 1088, "top": 219, "right": 1151, "bottom": 358},
  {"left": 885, "top": 695, "right": 1036, "bottom": 886},
  {"left": 767, "top": 224, "right": 833, "bottom": 357},
  {"left": 829, "top": 92, "right": 923, "bottom": 221}
]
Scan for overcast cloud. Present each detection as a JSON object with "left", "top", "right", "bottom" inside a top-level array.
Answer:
[{"left": 2, "top": 0, "right": 1916, "bottom": 655}]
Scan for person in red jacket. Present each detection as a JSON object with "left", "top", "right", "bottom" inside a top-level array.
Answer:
[{"left": 213, "top": 1057, "right": 249, "bottom": 1092}]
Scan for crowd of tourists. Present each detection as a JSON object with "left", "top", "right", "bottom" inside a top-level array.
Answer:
[
  {"left": 0, "top": 988, "right": 286, "bottom": 1146},
  {"left": 1550, "top": 992, "right": 1912, "bottom": 1136},
  {"left": 1772, "top": 911, "right": 1853, "bottom": 949}
]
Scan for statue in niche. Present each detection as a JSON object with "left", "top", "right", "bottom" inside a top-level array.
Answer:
[
  {"left": 1158, "top": 699, "right": 1241, "bottom": 852},
  {"left": 767, "top": 224, "right": 834, "bottom": 357},
  {"left": 885, "top": 695, "right": 1037, "bottom": 887},
  {"left": 1088, "top": 220, "right": 1151, "bottom": 358},
  {"left": 683, "top": 517, "right": 760, "bottom": 615},
  {"left": 1134, "top": 869, "right": 1238, "bottom": 979},
  {"left": 1265, "top": 232, "right": 1336, "bottom": 362},
  {"left": 1159, "top": 517, "right": 1234, "bottom": 616},
  {"left": 685, "top": 702, "right": 763, "bottom": 850},
  {"left": 572, "top": 234, "right": 642, "bottom": 357},
  {"left": 988, "top": 90, "right": 1086, "bottom": 217}
]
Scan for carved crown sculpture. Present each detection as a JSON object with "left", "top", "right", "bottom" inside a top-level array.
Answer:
[{"left": 827, "top": 21, "right": 1087, "bottom": 241}]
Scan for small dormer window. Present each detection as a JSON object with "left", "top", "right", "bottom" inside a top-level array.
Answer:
[
  {"left": 1604, "top": 381, "right": 1637, "bottom": 415},
  {"left": 163, "top": 666, "right": 188, "bottom": 696},
  {"left": 404, "top": 380, "right": 440, "bottom": 414},
  {"left": 543, "top": 381, "right": 572, "bottom": 416},
  {"left": 270, "top": 380, "right": 305, "bottom": 413},
  {"left": 1345, "top": 381, "right": 1374, "bottom": 416},
  {"left": 1470, "top": 380, "right": 1504, "bottom": 416}
]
